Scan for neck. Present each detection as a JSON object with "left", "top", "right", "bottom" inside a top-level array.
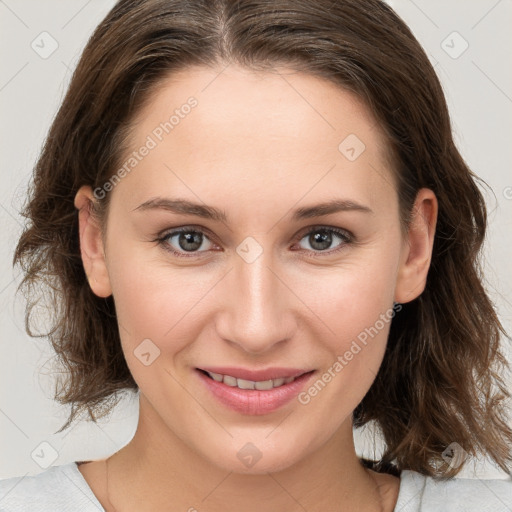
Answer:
[{"left": 104, "top": 394, "right": 389, "bottom": 512}]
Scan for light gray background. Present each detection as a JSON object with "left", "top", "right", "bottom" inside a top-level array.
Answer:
[{"left": 1, "top": 0, "right": 511, "bottom": 481}]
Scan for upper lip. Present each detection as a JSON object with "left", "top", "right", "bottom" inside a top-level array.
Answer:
[{"left": 198, "top": 367, "right": 313, "bottom": 381}]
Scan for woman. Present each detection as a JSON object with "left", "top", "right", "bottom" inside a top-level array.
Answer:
[{"left": 1, "top": 0, "right": 511, "bottom": 510}]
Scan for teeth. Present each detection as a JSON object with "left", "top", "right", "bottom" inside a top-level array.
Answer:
[
  {"left": 272, "top": 377, "right": 285, "bottom": 387},
  {"left": 237, "top": 378, "right": 255, "bottom": 390},
  {"left": 223, "top": 375, "right": 238, "bottom": 387},
  {"left": 206, "top": 371, "right": 299, "bottom": 390},
  {"left": 209, "top": 372, "right": 223, "bottom": 382},
  {"left": 255, "top": 379, "right": 274, "bottom": 391}
]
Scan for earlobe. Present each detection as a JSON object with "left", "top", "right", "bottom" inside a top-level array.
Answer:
[
  {"left": 394, "top": 188, "right": 438, "bottom": 304},
  {"left": 74, "top": 185, "right": 112, "bottom": 298}
]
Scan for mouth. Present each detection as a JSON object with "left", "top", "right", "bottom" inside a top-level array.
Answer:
[{"left": 195, "top": 367, "right": 316, "bottom": 415}]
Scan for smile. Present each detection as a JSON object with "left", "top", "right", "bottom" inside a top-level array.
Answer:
[
  {"left": 196, "top": 367, "right": 316, "bottom": 415},
  {"left": 204, "top": 370, "right": 297, "bottom": 390}
]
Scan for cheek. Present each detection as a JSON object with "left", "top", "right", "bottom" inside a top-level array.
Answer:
[
  {"left": 106, "top": 244, "right": 217, "bottom": 355},
  {"left": 293, "top": 244, "right": 400, "bottom": 342},
  {"left": 291, "top": 242, "right": 400, "bottom": 406},
  {"left": 295, "top": 271, "right": 398, "bottom": 420}
]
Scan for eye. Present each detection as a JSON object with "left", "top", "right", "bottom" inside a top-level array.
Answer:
[
  {"left": 294, "top": 226, "right": 352, "bottom": 257},
  {"left": 156, "top": 227, "right": 216, "bottom": 258},
  {"left": 154, "top": 225, "right": 353, "bottom": 259}
]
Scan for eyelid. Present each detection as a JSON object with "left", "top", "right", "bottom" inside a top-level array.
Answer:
[
  {"left": 155, "top": 224, "right": 218, "bottom": 243},
  {"left": 294, "top": 224, "right": 353, "bottom": 242}
]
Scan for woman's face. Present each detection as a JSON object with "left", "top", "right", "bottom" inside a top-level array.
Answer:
[{"left": 77, "top": 64, "right": 435, "bottom": 474}]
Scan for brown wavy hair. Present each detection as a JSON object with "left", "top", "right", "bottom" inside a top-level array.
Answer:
[{"left": 13, "top": 0, "right": 512, "bottom": 478}]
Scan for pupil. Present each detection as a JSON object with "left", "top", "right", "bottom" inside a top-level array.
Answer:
[
  {"left": 179, "top": 232, "right": 202, "bottom": 251},
  {"left": 311, "top": 230, "right": 331, "bottom": 250}
]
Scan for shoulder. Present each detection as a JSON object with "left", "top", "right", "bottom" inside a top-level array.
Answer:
[
  {"left": 395, "top": 469, "right": 512, "bottom": 512},
  {"left": 0, "top": 462, "right": 104, "bottom": 512}
]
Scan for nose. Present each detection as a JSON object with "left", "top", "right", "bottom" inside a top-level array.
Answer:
[{"left": 215, "top": 242, "right": 297, "bottom": 354}]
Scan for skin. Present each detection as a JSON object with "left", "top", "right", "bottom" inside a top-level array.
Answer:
[{"left": 74, "top": 64, "right": 437, "bottom": 512}]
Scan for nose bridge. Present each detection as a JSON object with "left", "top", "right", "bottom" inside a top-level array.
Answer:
[{"left": 217, "top": 238, "right": 295, "bottom": 353}]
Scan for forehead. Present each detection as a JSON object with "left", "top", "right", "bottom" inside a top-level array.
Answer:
[{"left": 114, "top": 64, "right": 397, "bottom": 215}]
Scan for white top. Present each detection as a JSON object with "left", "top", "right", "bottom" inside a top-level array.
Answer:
[{"left": 0, "top": 462, "right": 511, "bottom": 511}]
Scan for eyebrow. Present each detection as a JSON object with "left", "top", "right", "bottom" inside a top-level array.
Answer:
[{"left": 132, "top": 197, "right": 374, "bottom": 222}]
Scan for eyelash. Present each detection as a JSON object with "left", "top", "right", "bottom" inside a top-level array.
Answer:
[{"left": 153, "top": 225, "right": 354, "bottom": 260}]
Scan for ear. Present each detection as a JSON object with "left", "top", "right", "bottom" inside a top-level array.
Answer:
[
  {"left": 394, "top": 188, "right": 438, "bottom": 304},
  {"left": 74, "top": 185, "right": 112, "bottom": 298}
]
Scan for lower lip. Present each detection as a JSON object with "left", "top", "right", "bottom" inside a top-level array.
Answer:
[{"left": 196, "top": 369, "right": 315, "bottom": 415}]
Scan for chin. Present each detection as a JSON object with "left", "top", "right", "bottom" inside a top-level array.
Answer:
[{"left": 200, "top": 433, "right": 312, "bottom": 476}]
